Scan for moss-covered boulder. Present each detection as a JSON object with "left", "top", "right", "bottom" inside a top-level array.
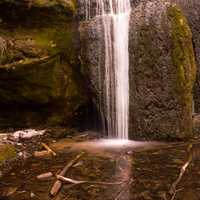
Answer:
[
  {"left": 0, "top": 0, "right": 76, "bottom": 14},
  {"left": 129, "top": 1, "right": 196, "bottom": 139},
  {"left": 0, "top": 144, "right": 17, "bottom": 164},
  {"left": 0, "top": 0, "right": 87, "bottom": 128}
]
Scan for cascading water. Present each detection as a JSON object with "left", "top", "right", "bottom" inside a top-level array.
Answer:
[{"left": 85, "top": 0, "right": 131, "bottom": 140}]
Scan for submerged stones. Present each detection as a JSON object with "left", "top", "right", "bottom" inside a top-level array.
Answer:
[{"left": 0, "top": 144, "right": 16, "bottom": 164}]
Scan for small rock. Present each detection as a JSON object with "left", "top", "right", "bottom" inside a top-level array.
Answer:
[
  {"left": 18, "top": 152, "right": 23, "bottom": 157},
  {"left": 126, "top": 150, "right": 134, "bottom": 155},
  {"left": 30, "top": 192, "right": 35, "bottom": 198},
  {"left": 18, "top": 152, "right": 31, "bottom": 159}
]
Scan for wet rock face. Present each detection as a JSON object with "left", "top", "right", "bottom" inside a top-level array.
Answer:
[
  {"left": 129, "top": 1, "right": 196, "bottom": 139},
  {"left": 79, "top": 0, "right": 197, "bottom": 140},
  {"left": 0, "top": 0, "right": 197, "bottom": 138},
  {"left": 193, "top": 114, "right": 200, "bottom": 136},
  {"left": 171, "top": 0, "right": 200, "bottom": 114},
  {"left": 0, "top": 0, "right": 88, "bottom": 128}
]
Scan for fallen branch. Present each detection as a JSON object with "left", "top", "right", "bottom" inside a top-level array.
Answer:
[
  {"left": 114, "top": 178, "right": 134, "bottom": 200},
  {"left": 0, "top": 55, "right": 54, "bottom": 70},
  {"left": 170, "top": 188, "right": 183, "bottom": 200},
  {"left": 50, "top": 152, "right": 85, "bottom": 196},
  {"left": 57, "top": 175, "right": 123, "bottom": 185},
  {"left": 169, "top": 144, "right": 193, "bottom": 195},
  {"left": 37, "top": 172, "right": 53, "bottom": 180},
  {"left": 33, "top": 150, "right": 50, "bottom": 157},
  {"left": 41, "top": 143, "right": 56, "bottom": 156}
]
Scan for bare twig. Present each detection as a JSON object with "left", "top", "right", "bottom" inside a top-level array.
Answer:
[
  {"left": 0, "top": 55, "right": 55, "bottom": 70},
  {"left": 41, "top": 143, "right": 56, "bottom": 156},
  {"left": 169, "top": 188, "right": 183, "bottom": 200},
  {"left": 57, "top": 175, "right": 123, "bottom": 185},
  {"left": 33, "top": 150, "right": 50, "bottom": 157},
  {"left": 37, "top": 172, "right": 53, "bottom": 180},
  {"left": 169, "top": 144, "right": 193, "bottom": 195},
  {"left": 170, "top": 190, "right": 177, "bottom": 200},
  {"left": 50, "top": 152, "right": 85, "bottom": 196},
  {"left": 114, "top": 178, "right": 134, "bottom": 200}
]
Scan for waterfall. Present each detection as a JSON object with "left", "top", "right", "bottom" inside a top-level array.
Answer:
[{"left": 85, "top": 0, "right": 131, "bottom": 139}]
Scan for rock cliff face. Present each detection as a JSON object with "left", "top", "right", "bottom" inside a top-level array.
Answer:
[
  {"left": 0, "top": 0, "right": 199, "bottom": 140},
  {"left": 79, "top": 0, "right": 197, "bottom": 140},
  {"left": 0, "top": 0, "right": 88, "bottom": 128},
  {"left": 129, "top": 1, "right": 196, "bottom": 139}
]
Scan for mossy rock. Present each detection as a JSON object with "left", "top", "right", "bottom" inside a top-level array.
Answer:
[
  {"left": 167, "top": 5, "right": 197, "bottom": 136},
  {"left": 0, "top": 0, "right": 87, "bottom": 128},
  {"left": 167, "top": 5, "right": 196, "bottom": 101},
  {"left": 0, "top": 0, "right": 76, "bottom": 15},
  {"left": 128, "top": 1, "right": 197, "bottom": 140},
  {"left": 34, "top": 27, "right": 77, "bottom": 66},
  {"left": 0, "top": 28, "right": 86, "bottom": 127},
  {"left": 0, "top": 144, "right": 17, "bottom": 164}
]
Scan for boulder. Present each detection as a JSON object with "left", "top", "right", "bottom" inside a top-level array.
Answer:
[
  {"left": 0, "top": 0, "right": 88, "bottom": 128},
  {"left": 79, "top": 1, "right": 197, "bottom": 140},
  {"left": 0, "top": 144, "right": 17, "bottom": 164},
  {"left": 129, "top": 1, "right": 196, "bottom": 139}
]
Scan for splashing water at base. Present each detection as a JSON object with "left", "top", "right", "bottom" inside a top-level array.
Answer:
[
  {"left": 85, "top": 0, "right": 131, "bottom": 140},
  {"left": 98, "top": 139, "right": 131, "bottom": 146}
]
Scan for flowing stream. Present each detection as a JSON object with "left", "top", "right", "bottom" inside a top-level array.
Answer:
[{"left": 85, "top": 0, "right": 131, "bottom": 139}]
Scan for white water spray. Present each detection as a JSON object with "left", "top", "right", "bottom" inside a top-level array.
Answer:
[{"left": 85, "top": 0, "right": 131, "bottom": 139}]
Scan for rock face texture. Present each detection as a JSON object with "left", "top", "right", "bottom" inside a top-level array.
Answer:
[
  {"left": 129, "top": 1, "right": 196, "bottom": 139},
  {"left": 0, "top": 0, "right": 198, "bottom": 139},
  {"left": 79, "top": 19, "right": 104, "bottom": 117},
  {"left": 0, "top": 0, "right": 87, "bottom": 128},
  {"left": 79, "top": 0, "right": 197, "bottom": 139}
]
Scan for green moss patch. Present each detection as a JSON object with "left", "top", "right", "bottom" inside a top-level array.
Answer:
[
  {"left": 35, "top": 27, "right": 77, "bottom": 65},
  {"left": 0, "top": 144, "right": 17, "bottom": 164},
  {"left": 167, "top": 5, "right": 196, "bottom": 94},
  {"left": 167, "top": 5, "right": 197, "bottom": 136}
]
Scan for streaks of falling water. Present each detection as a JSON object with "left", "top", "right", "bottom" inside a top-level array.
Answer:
[{"left": 85, "top": 0, "right": 131, "bottom": 139}]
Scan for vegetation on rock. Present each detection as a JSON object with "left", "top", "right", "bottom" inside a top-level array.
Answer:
[
  {"left": 167, "top": 5, "right": 197, "bottom": 136},
  {"left": 0, "top": 144, "right": 16, "bottom": 164},
  {"left": 167, "top": 6, "right": 196, "bottom": 100},
  {"left": 0, "top": 0, "right": 87, "bottom": 128}
]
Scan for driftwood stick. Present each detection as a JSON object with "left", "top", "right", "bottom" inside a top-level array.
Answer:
[
  {"left": 37, "top": 172, "right": 53, "bottom": 180},
  {"left": 50, "top": 152, "right": 85, "bottom": 196},
  {"left": 33, "top": 150, "right": 50, "bottom": 157},
  {"left": 57, "top": 175, "right": 85, "bottom": 184},
  {"left": 41, "top": 142, "right": 56, "bottom": 156},
  {"left": 169, "top": 144, "right": 193, "bottom": 195},
  {"left": 170, "top": 190, "right": 177, "bottom": 200},
  {"left": 57, "top": 175, "right": 123, "bottom": 185},
  {"left": 0, "top": 55, "right": 54, "bottom": 70},
  {"left": 114, "top": 178, "right": 134, "bottom": 200}
]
